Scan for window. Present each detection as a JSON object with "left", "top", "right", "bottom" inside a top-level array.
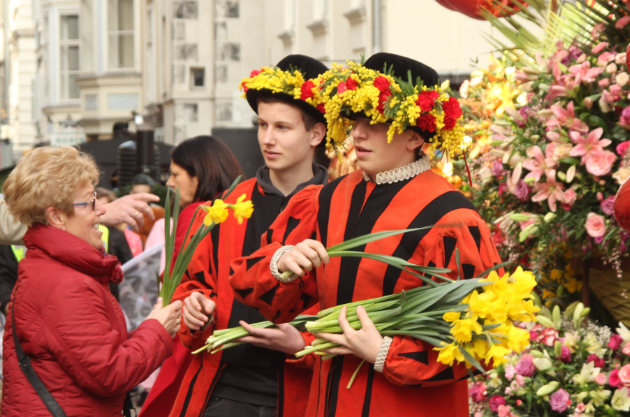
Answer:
[
  {"left": 190, "top": 67, "right": 204, "bottom": 88},
  {"left": 108, "top": 0, "right": 134, "bottom": 69},
  {"left": 60, "top": 15, "right": 80, "bottom": 100}
]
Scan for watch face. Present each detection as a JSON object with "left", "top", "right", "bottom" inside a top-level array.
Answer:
[{"left": 615, "top": 176, "right": 630, "bottom": 232}]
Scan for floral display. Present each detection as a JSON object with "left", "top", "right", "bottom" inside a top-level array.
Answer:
[
  {"left": 456, "top": 1, "right": 630, "bottom": 309},
  {"left": 318, "top": 60, "right": 468, "bottom": 157},
  {"left": 469, "top": 302, "right": 630, "bottom": 417}
]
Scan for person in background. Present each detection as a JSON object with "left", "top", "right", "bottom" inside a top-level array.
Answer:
[
  {"left": 1, "top": 146, "right": 182, "bottom": 416},
  {"left": 132, "top": 174, "right": 164, "bottom": 246},
  {"left": 172, "top": 55, "right": 328, "bottom": 417},
  {"left": 0, "top": 244, "right": 21, "bottom": 316},
  {"left": 138, "top": 135, "right": 244, "bottom": 417}
]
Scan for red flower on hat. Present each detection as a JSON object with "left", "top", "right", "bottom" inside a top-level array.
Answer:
[
  {"left": 416, "top": 90, "right": 440, "bottom": 113},
  {"left": 377, "top": 90, "right": 393, "bottom": 114},
  {"left": 317, "top": 103, "right": 326, "bottom": 114},
  {"left": 301, "top": 80, "right": 315, "bottom": 100},
  {"left": 442, "top": 96, "right": 463, "bottom": 130},
  {"left": 337, "top": 81, "right": 348, "bottom": 95},
  {"left": 346, "top": 77, "right": 358, "bottom": 91},
  {"left": 243, "top": 83, "right": 249, "bottom": 92},
  {"left": 417, "top": 113, "right": 437, "bottom": 132},
  {"left": 373, "top": 76, "right": 391, "bottom": 92},
  {"left": 250, "top": 69, "right": 262, "bottom": 78}
]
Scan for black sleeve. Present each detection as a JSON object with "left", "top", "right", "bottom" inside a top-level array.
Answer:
[
  {"left": 0, "top": 244, "right": 19, "bottom": 315},
  {"left": 107, "top": 227, "right": 134, "bottom": 266}
]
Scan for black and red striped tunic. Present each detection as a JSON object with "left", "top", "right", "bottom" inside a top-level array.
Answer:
[{"left": 230, "top": 169, "right": 502, "bottom": 417}]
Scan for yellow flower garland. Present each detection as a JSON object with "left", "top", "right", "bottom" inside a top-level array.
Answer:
[{"left": 319, "top": 61, "right": 470, "bottom": 158}]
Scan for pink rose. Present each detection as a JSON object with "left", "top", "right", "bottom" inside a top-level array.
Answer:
[
  {"left": 575, "top": 403, "right": 586, "bottom": 413},
  {"left": 489, "top": 395, "right": 506, "bottom": 412},
  {"left": 515, "top": 374, "right": 525, "bottom": 387},
  {"left": 514, "top": 180, "right": 530, "bottom": 202},
  {"left": 587, "top": 354, "right": 605, "bottom": 368},
  {"left": 516, "top": 399, "right": 523, "bottom": 406},
  {"left": 550, "top": 388, "right": 570, "bottom": 412},
  {"left": 610, "top": 369, "right": 623, "bottom": 388},
  {"left": 621, "top": 107, "right": 630, "bottom": 128},
  {"left": 563, "top": 187, "right": 577, "bottom": 208},
  {"left": 601, "top": 196, "right": 615, "bottom": 215},
  {"left": 470, "top": 382, "right": 487, "bottom": 402},
  {"left": 610, "top": 333, "right": 624, "bottom": 350},
  {"left": 592, "top": 42, "right": 609, "bottom": 54},
  {"left": 560, "top": 345, "right": 572, "bottom": 363},
  {"left": 623, "top": 341, "right": 630, "bottom": 356},
  {"left": 595, "top": 373, "right": 607, "bottom": 385},
  {"left": 585, "top": 213, "right": 606, "bottom": 238},
  {"left": 619, "top": 142, "right": 630, "bottom": 159},
  {"left": 585, "top": 150, "right": 617, "bottom": 177},
  {"left": 504, "top": 364, "right": 516, "bottom": 380},
  {"left": 497, "top": 405, "right": 511, "bottom": 417},
  {"left": 616, "top": 16, "right": 630, "bottom": 29},
  {"left": 599, "top": 78, "right": 611, "bottom": 88},
  {"left": 619, "top": 363, "right": 630, "bottom": 386},
  {"left": 515, "top": 357, "right": 535, "bottom": 377}
]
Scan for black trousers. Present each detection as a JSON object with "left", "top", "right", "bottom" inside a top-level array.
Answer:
[{"left": 203, "top": 397, "right": 277, "bottom": 417}]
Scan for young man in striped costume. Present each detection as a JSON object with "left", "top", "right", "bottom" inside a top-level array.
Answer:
[
  {"left": 229, "top": 53, "right": 502, "bottom": 417},
  {"left": 170, "top": 55, "right": 329, "bottom": 417}
]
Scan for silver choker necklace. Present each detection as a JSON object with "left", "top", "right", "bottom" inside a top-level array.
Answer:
[{"left": 363, "top": 155, "right": 431, "bottom": 185}]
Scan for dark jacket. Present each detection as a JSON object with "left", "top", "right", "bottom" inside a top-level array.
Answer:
[
  {"left": 0, "top": 244, "right": 19, "bottom": 315},
  {"left": 1, "top": 224, "right": 173, "bottom": 416}
]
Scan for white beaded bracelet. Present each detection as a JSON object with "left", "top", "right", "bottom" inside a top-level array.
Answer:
[
  {"left": 270, "top": 245, "right": 297, "bottom": 283},
  {"left": 374, "top": 336, "right": 393, "bottom": 373}
]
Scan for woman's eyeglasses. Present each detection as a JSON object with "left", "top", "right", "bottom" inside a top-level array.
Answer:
[{"left": 73, "top": 192, "right": 97, "bottom": 211}]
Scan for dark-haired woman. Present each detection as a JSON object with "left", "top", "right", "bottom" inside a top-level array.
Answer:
[{"left": 139, "top": 135, "right": 244, "bottom": 417}]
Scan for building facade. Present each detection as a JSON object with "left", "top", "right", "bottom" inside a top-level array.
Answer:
[{"left": 0, "top": 0, "right": 513, "bottom": 150}]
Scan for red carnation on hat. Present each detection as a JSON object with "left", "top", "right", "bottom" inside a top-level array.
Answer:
[
  {"left": 250, "top": 69, "right": 262, "bottom": 77},
  {"left": 373, "top": 76, "right": 390, "bottom": 92},
  {"left": 377, "top": 90, "right": 393, "bottom": 114},
  {"left": 337, "top": 81, "right": 348, "bottom": 95},
  {"left": 243, "top": 83, "right": 249, "bottom": 92},
  {"left": 301, "top": 80, "right": 315, "bottom": 100},
  {"left": 442, "top": 96, "right": 463, "bottom": 130},
  {"left": 346, "top": 77, "right": 358, "bottom": 91},
  {"left": 416, "top": 90, "right": 440, "bottom": 113},
  {"left": 317, "top": 103, "right": 326, "bottom": 114},
  {"left": 417, "top": 113, "right": 437, "bottom": 132}
]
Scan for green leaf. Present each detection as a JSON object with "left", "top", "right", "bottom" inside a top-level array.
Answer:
[
  {"left": 589, "top": 115, "right": 608, "bottom": 133},
  {"left": 327, "top": 228, "right": 426, "bottom": 252},
  {"left": 458, "top": 346, "right": 486, "bottom": 373},
  {"left": 559, "top": 157, "right": 579, "bottom": 165}
]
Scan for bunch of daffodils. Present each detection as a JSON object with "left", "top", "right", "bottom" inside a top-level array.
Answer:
[{"left": 161, "top": 176, "right": 253, "bottom": 305}]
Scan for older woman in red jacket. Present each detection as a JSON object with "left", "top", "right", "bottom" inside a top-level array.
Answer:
[{"left": 1, "top": 146, "right": 182, "bottom": 417}]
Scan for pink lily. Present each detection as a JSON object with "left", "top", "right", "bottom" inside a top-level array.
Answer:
[
  {"left": 603, "top": 84, "right": 622, "bottom": 103},
  {"left": 546, "top": 102, "right": 589, "bottom": 134},
  {"left": 531, "top": 170, "right": 566, "bottom": 212},
  {"left": 569, "top": 128, "right": 612, "bottom": 163},
  {"left": 522, "top": 146, "right": 558, "bottom": 182}
]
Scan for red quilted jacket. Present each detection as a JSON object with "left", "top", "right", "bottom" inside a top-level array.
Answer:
[{"left": 1, "top": 224, "right": 174, "bottom": 417}]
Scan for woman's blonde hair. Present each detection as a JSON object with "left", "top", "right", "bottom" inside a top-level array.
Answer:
[{"left": 3, "top": 146, "right": 100, "bottom": 226}]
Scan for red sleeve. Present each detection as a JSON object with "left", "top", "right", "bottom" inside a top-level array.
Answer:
[
  {"left": 172, "top": 205, "right": 218, "bottom": 350},
  {"left": 382, "top": 211, "right": 502, "bottom": 387},
  {"left": 229, "top": 185, "right": 322, "bottom": 324}
]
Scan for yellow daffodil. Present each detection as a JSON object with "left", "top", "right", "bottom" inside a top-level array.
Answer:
[
  {"left": 443, "top": 311, "right": 460, "bottom": 322},
  {"left": 229, "top": 194, "right": 254, "bottom": 224},
  {"left": 435, "top": 343, "right": 464, "bottom": 367},
  {"left": 204, "top": 199, "right": 229, "bottom": 226}
]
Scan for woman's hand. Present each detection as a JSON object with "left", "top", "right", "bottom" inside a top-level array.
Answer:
[
  {"left": 235, "top": 321, "right": 306, "bottom": 355},
  {"left": 314, "top": 306, "right": 383, "bottom": 364},
  {"left": 147, "top": 297, "right": 183, "bottom": 337},
  {"left": 182, "top": 292, "right": 216, "bottom": 331},
  {"left": 277, "top": 239, "right": 330, "bottom": 277}
]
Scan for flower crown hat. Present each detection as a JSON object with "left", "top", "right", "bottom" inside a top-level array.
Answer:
[
  {"left": 240, "top": 54, "right": 328, "bottom": 127},
  {"left": 319, "top": 52, "right": 467, "bottom": 157}
]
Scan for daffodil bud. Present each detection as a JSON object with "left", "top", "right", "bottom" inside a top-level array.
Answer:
[
  {"left": 524, "top": 177, "right": 536, "bottom": 183},
  {"left": 554, "top": 341, "right": 563, "bottom": 358},
  {"left": 574, "top": 303, "right": 585, "bottom": 327},
  {"left": 544, "top": 213, "right": 556, "bottom": 223},
  {"left": 566, "top": 165, "right": 576, "bottom": 183},
  {"left": 531, "top": 135, "right": 540, "bottom": 140},
  {"left": 536, "top": 381, "right": 559, "bottom": 396},
  {"left": 510, "top": 213, "right": 531, "bottom": 221},
  {"left": 557, "top": 171, "right": 567, "bottom": 181},
  {"left": 553, "top": 305, "right": 561, "bottom": 325}
]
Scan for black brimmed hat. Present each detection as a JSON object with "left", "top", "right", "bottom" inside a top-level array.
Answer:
[{"left": 240, "top": 55, "right": 328, "bottom": 126}]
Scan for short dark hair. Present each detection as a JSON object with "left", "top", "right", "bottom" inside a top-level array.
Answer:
[
  {"left": 171, "top": 135, "right": 245, "bottom": 203},
  {"left": 256, "top": 96, "right": 320, "bottom": 132}
]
